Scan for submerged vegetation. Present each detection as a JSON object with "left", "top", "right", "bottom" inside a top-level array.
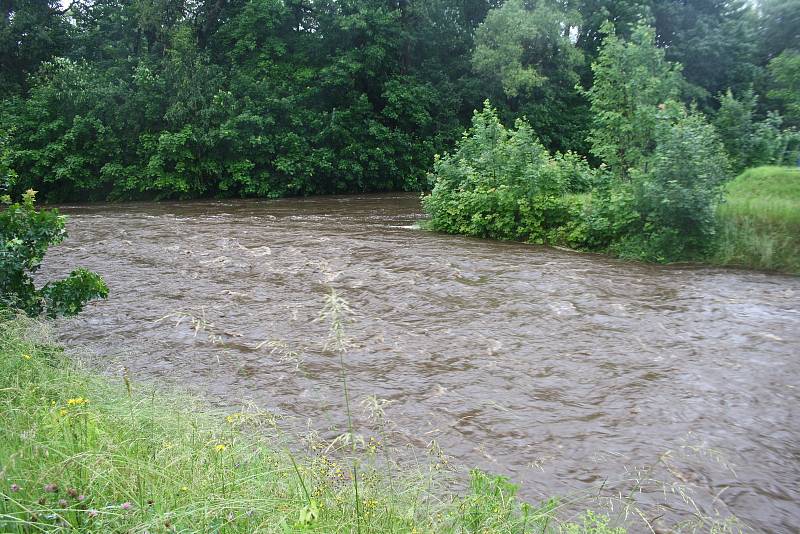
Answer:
[{"left": 0, "top": 315, "right": 629, "bottom": 533}]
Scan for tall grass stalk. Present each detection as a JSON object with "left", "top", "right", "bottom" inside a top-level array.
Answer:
[{"left": 322, "top": 288, "right": 362, "bottom": 533}]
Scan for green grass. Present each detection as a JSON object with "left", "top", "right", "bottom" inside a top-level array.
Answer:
[
  {"left": 713, "top": 166, "right": 800, "bottom": 274},
  {"left": 0, "top": 315, "right": 624, "bottom": 533}
]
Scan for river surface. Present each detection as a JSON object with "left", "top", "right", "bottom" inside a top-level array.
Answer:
[{"left": 43, "top": 195, "right": 800, "bottom": 532}]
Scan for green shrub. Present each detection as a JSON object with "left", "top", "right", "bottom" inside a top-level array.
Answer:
[
  {"left": 581, "top": 181, "right": 639, "bottom": 251},
  {"left": 424, "top": 97, "right": 733, "bottom": 265},
  {"left": 583, "top": 22, "right": 681, "bottom": 179},
  {"left": 0, "top": 190, "right": 108, "bottom": 317},
  {"left": 562, "top": 511, "right": 626, "bottom": 534},
  {"left": 0, "top": 129, "right": 15, "bottom": 195},
  {"left": 553, "top": 151, "right": 597, "bottom": 193},
  {"left": 714, "top": 90, "right": 800, "bottom": 173},
  {"left": 713, "top": 89, "right": 757, "bottom": 173},
  {"left": 767, "top": 49, "right": 800, "bottom": 128},
  {"left": 423, "top": 101, "right": 595, "bottom": 245},
  {"left": 619, "top": 107, "right": 731, "bottom": 262},
  {"left": 749, "top": 112, "right": 800, "bottom": 167}
]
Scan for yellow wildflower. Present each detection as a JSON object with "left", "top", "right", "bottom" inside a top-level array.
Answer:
[
  {"left": 59, "top": 408, "right": 69, "bottom": 417},
  {"left": 214, "top": 444, "right": 227, "bottom": 453},
  {"left": 22, "top": 354, "right": 31, "bottom": 360},
  {"left": 67, "top": 397, "right": 88, "bottom": 406}
]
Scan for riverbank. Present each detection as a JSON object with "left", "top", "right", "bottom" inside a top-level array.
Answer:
[
  {"left": 0, "top": 315, "right": 622, "bottom": 533},
  {"left": 713, "top": 166, "right": 800, "bottom": 274}
]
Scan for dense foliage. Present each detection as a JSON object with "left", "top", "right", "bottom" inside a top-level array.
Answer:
[
  {"left": 583, "top": 22, "right": 681, "bottom": 178},
  {"left": 423, "top": 102, "right": 594, "bottom": 246},
  {"left": 0, "top": 190, "right": 108, "bottom": 317},
  {"left": 714, "top": 89, "right": 800, "bottom": 173},
  {"left": 424, "top": 20, "right": 755, "bottom": 264},
  {"left": 2, "top": 0, "right": 799, "bottom": 266},
  {"left": 1, "top": 0, "right": 798, "bottom": 203},
  {"left": 614, "top": 106, "right": 731, "bottom": 261},
  {"left": 767, "top": 50, "right": 800, "bottom": 129}
]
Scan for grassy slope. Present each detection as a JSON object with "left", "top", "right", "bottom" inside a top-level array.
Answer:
[
  {"left": 0, "top": 316, "right": 622, "bottom": 533},
  {"left": 714, "top": 166, "right": 800, "bottom": 273}
]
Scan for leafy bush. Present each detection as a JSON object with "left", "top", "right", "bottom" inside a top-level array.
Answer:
[
  {"left": 583, "top": 22, "right": 681, "bottom": 179},
  {"left": 423, "top": 101, "right": 595, "bottom": 245},
  {"left": 715, "top": 90, "right": 800, "bottom": 172},
  {"left": 580, "top": 181, "right": 639, "bottom": 251},
  {"left": 713, "top": 89, "right": 758, "bottom": 173},
  {"left": 562, "top": 511, "right": 626, "bottom": 534},
  {"left": 553, "top": 151, "right": 597, "bottom": 193},
  {"left": 0, "top": 190, "right": 108, "bottom": 317},
  {"left": 0, "top": 129, "right": 15, "bottom": 195},
  {"left": 426, "top": 27, "right": 735, "bottom": 266},
  {"left": 1, "top": 58, "right": 121, "bottom": 202},
  {"left": 460, "top": 470, "right": 530, "bottom": 532},
  {"left": 617, "top": 106, "right": 731, "bottom": 262},
  {"left": 749, "top": 112, "right": 800, "bottom": 168},
  {"left": 767, "top": 49, "right": 800, "bottom": 129}
]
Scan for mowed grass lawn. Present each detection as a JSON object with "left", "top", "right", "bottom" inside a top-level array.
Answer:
[{"left": 714, "top": 166, "right": 800, "bottom": 274}]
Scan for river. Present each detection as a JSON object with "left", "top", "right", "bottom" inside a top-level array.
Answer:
[{"left": 42, "top": 194, "right": 800, "bottom": 532}]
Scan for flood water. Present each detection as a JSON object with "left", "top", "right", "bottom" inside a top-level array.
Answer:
[{"left": 43, "top": 194, "right": 799, "bottom": 532}]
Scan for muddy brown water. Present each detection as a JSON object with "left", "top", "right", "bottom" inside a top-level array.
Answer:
[{"left": 42, "top": 194, "right": 799, "bottom": 532}]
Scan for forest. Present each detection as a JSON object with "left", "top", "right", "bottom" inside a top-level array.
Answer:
[{"left": 1, "top": 0, "right": 798, "bottom": 203}]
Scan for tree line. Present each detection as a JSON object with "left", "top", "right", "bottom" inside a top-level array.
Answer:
[{"left": 1, "top": 0, "right": 798, "bottom": 202}]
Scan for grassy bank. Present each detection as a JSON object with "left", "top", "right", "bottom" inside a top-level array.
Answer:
[
  {"left": 714, "top": 166, "right": 800, "bottom": 273},
  {"left": 0, "top": 316, "right": 623, "bottom": 533}
]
